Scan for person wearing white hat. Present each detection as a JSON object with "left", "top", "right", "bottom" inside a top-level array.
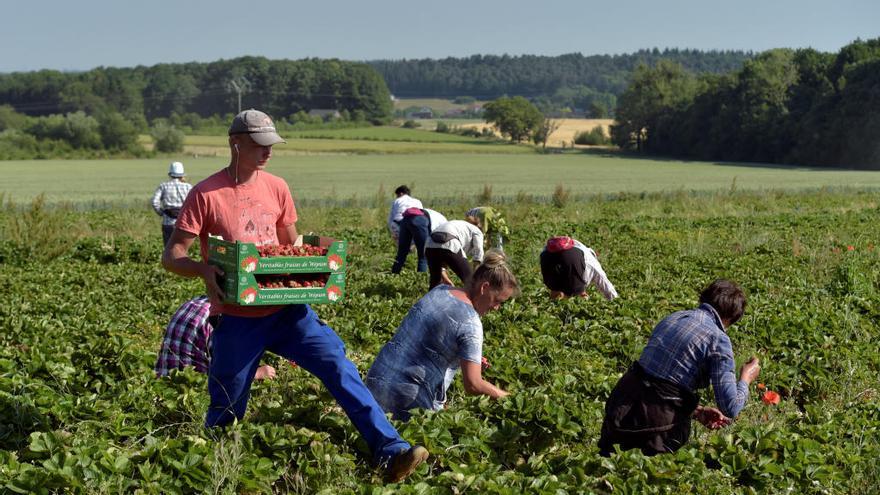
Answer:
[{"left": 151, "top": 161, "right": 193, "bottom": 246}]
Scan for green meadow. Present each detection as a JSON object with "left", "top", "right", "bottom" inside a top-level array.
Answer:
[
  {"left": 3, "top": 152, "right": 880, "bottom": 207},
  {"left": 283, "top": 126, "right": 487, "bottom": 143},
  {"left": 181, "top": 132, "right": 529, "bottom": 156},
  {"left": 3, "top": 126, "right": 880, "bottom": 493}
]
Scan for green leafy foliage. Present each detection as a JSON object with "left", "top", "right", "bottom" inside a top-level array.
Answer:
[
  {"left": 150, "top": 121, "right": 185, "bottom": 153},
  {"left": 613, "top": 38, "right": 880, "bottom": 168},
  {"left": 484, "top": 97, "right": 544, "bottom": 143},
  {"left": 574, "top": 126, "right": 610, "bottom": 146},
  {"left": 0, "top": 190, "right": 878, "bottom": 493}
]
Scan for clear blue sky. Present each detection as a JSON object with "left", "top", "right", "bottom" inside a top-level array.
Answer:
[{"left": 3, "top": 0, "right": 878, "bottom": 72}]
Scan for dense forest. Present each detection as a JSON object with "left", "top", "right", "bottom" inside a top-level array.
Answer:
[
  {"left": 0, "top": 57, "right": 394, "bottom": 159},
  {"left": 0, "top": 50, "right": 750, "bottom": 124},
  {"left": 370, "top": 49, "right": 751, "bottom": 97},
  {"left": 611, "top": 38, "right": 880, "bottom": 168},
  {"left": 2, "top": 45, "right": 876, "bottom": 168},
  {"left": 371, "top": 50, "right": 751, "bottom": 115},
  {"left": 0, "top": 57, "right": 393, "bottom": 124}
]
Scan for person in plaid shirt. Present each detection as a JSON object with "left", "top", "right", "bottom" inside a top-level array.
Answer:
[
  {"left": 155, "top": 296, "right": 276, "bottom": 380},
  {"left": 598, "top": 280, "right": 760, "bottom": 456},
  {"left": 152, "top": 161, "right": 193, "bottom": 246}
]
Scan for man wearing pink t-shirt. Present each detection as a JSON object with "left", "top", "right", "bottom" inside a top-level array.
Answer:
[{"left": 161, "top": 109, "right": 427, "bottom": 482}]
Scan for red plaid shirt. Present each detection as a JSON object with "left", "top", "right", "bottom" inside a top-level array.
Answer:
[{"left": 155, "top": 296, "right": 212, "bottom": 377}]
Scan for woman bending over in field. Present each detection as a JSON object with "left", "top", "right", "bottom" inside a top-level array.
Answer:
[
  {"left": 366, "top": 251, "right": 518, "bottom": 420},
  {"left": 539, "top": 236, "right": 618, "bottom": 300},
  {"left": 425, "top": 218, "right": 484, "bottom": 289},
  {"left": 465, "top": 206, "right": 510, "bottom": 251}
]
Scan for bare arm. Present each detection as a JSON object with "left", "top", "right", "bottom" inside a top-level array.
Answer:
[
  {"left": 277, "top": 223, "right": 299, "bottom": 245},
  {"left": 161, "top": 228, "right": 224, "bottom": 302},
  {"left": 460, "top": 360, "right": 509, "bottom": 399}
]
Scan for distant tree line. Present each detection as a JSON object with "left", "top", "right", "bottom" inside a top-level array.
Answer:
[
  {"left": 611, "top": 39, "right": 880, "bottom": 168},
  {"left": 0, "top": 57, "right": 393, "bottom": 159},
  {"left": 370, "top": 50, "right": 751, "bottom": 116},
  {"left": 0, "top": 107, "right": 147, "bottom": 159},
  {"left": 0, "top": 57, "right": 393, "bottom": 124}
]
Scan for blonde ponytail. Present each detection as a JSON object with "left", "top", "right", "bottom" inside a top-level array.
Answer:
[{"left": 468, "top": 249, "right": 520, "bottom": 296}]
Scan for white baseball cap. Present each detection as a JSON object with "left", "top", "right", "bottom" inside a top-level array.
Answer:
[{"left": 168, "top": 161, "right": 185, "bottom": 177}]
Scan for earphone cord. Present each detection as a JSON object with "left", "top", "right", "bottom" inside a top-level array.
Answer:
[{"left": 232, "top": 145, "right": 239, "bottom": 184}]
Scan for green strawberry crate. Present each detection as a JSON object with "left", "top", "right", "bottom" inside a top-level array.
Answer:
[
  {"left": 207, "top": 235, "right": 347, "bottom": 275},
  {"left": 207, "top": 235, "right": 347, "bottom": 305},
  {"left": 222, "top": 271, "right": 346, "bottom": 306}
]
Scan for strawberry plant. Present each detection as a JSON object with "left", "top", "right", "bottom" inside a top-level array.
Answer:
[{"left": 0, "top": 189, "right": 878, "bottom": 493}]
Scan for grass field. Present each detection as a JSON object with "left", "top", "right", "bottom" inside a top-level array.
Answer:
[
  {"left": 283, "top": 126, "right": 493, "bottom": 143},
  {"left": 178, "top": 132, "right": 528, "bottom": 156},
  {"left": 400, "top": 119, "right": 484, "bottom": 131},
  {"left": 3, "top": 153, "right": 880, "bottom": 207},
  {"left": 2, "top": 191, "right": 879, "bottom": 493},
  {"left": 5, "top": 104, "right": 880, "bottom": 492}
]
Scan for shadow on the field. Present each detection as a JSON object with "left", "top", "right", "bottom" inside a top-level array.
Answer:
[{"left": 571, "top": 147, "right": 869, "bottom": 171}]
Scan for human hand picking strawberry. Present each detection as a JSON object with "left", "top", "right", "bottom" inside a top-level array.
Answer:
[{"left": 693, "top": 405, "right": 731, "bottom": 429}]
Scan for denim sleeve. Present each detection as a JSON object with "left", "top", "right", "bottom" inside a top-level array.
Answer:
[
  {"left": 456, "top": 320, "right": 483, "bottom": 364},
  {"left": 709, "top": 334, "right": 748, "bottom": 418},
  {"left": 388, "top": 200, "right": 399, "bottom": 231}
]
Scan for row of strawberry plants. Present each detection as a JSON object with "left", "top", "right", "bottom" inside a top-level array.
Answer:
[{"left": 0, "top": 192, "right": 878, "bottom": 493}]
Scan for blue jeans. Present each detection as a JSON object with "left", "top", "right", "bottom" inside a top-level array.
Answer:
[
  {"left": 206, "top": 304, "right": 410, "bottom": 463},
  {"left": 392, "top": 214, "right": 430, "bottom": 273}
]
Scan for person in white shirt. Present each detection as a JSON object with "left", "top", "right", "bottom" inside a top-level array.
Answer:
[
  {"left": 539, "top": 236, "right": 618, "bottom": 300},
  {"left": 425, "top": 219, "right": 484, "bottom": 289},
  {"left": 387, "top": 185, "right": 423, "bottom": 241},
  {"left": 152, "top": 161, "right": 193, "bottom": 246},
  {"left": 391, "top": 207, "right": 448, "bottom": 274}
]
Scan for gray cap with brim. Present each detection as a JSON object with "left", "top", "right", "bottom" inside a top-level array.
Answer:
[{"left": 228, "top": 109, "right": 286, "bottom": 146}]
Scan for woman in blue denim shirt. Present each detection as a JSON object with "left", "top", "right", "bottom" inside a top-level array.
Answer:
[{"left": 366, "top": 251, "right": 519, "bottom": 420}]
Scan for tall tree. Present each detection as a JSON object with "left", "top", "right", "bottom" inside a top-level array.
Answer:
[
  {"left": 483, "top": 96, "right": 544, "bottom": 143},
  {"left": 611, "top": 60, "right": 700, "bottom": 152}
]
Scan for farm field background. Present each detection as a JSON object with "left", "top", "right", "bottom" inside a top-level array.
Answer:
[
  {"left": 392, "top": 98, "right": 489, "bottom": 114},
  {"left": 456, "top": 118, "right": 615, "bottom": 148},
  {"left": 1, "top": 189, "right": 878, "bottom": 493},
  {"left": 3, "top": 153, "right": 880, "bottom": 206},
  {"left": 159, "top": 131, "right": 532, "bottom": 157}
]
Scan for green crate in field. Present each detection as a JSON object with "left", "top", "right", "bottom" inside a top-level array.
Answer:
[
  {"left": 224, "top": 271, "right": 346, "bottom": 306},
  {"left": 208, "top": 235, "right": 347, "bottom": 275},
  {"left": 207, "top": 235, "right": 347, "bottom": 305}
]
